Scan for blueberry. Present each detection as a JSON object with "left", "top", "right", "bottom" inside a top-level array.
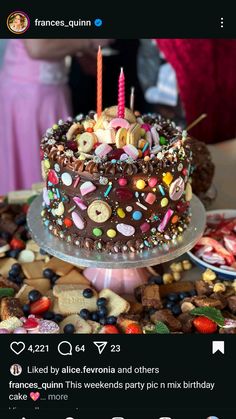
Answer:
[
  {"left": 96, "top": 297, "right": 107, "bottom": 307},
  {"left": 20, "top": 229, "right": 29, "bottom": 241},
  {"left": 106, "top": 316, "right": 117, "bottom": 325},
  {"left": 99, "top": 317, "right": 108, "bottom": 325},
  {"left": 54, "top": 314, "right": 63, "bottom": 323},
  {"left": 178, "top": 292, "right": 189, "bottom": 300},
  {"left": 165, "top": 301, "right": 175, "bottom": 309},
  {"left": 43, "top": 268, "right": 55, "bottom": 279},
  {"left": 28, "top": 290, "right": 42, "bottom": 303},
  {"left": 189, "top": 289, "right": 197, "bottom": 297},
  {"left": 50, "top": 275, "right": 59, "bottom": 284},
  {"left": 11, "top": 263, "right": 21, "bottom": 275},
  {"left": 64, "top": 323, "right": 75, "bottom": 334},
  {"left": 98, "top": 306, "right": 108, "bottom": 318},
  {"left": 91, "top": 312, "right": 99, "bottom": 322},
  {"left": 43, "top": 311, "right": 55, "bottom": 320},
  {"left": 83, "top": 288, "right": 93, "bottom": 298},
  {"left": 80, "top": 309, "right": 90, "bottom": 320},
  {"left": 171, "top": 304, "right": 181, "bottom": 316},
  {"left": 166, "top": 293, "right": 179, "bottom": 302},
  {"left": 0, "top": 231, "right": 12, "bottom": 241},
  {"left": 22, "top": 304, "right": 30, "bottom": 315},
  {"left": 15, "top": 214, "right": 26, "bottom": 226},
  {"left": 148, "top": 275, "right": 163, "bottom": 285},
  {"left": 6, "top": 249, "right": 20, "bottom": 258},
  {"left": 15, "top": 277, "right": 24, "bottom": 285},
  {"left": 148, "top": 308, "right": 157, "bottom": 316},
  {"left": 8, "top": 269, "right": 17, "bottom": 278}
]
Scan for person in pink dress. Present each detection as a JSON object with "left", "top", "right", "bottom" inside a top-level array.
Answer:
[{"left": 0, "top": 39, "right": 110, "bottom": 195}]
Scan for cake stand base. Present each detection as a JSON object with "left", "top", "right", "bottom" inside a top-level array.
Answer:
[{"left": 27, "top": 194, "right": 206, "bottom": 294}]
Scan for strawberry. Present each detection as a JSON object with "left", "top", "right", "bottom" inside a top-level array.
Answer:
[
  {"left": 193, "top": 316, "right": 217, "bottom": 334},
  {"left": 100, "top": 325, "right": 119, "bottom": 334},
  {"left": 125, "top": 323, "right": 143, "bottom": 334},
  {"left": 30, "top": 297, "right": 51, "bottom": 315},
  {"left": 10, "top": 237, "right": 25, "bottom": 250}
]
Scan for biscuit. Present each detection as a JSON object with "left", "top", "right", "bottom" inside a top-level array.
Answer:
[
  {"left": 22, "top": 261, "right": 45, "bottom": 279},
  {"left": 103, "top": 106, "right": 136, "bottom": 123},
  {"left": 56, "top": 269, "right": 90, "bottom": 286},
  {"left": 66, "top": 123, "right": 83, "bottom": 141},
  {"left": 126, "top": 123, "right": 141, "bottom": 147},
  {"left": 77, "top": 132, "right": 97, "bottom": 153},
  {"left": 26, "top": 239, "right": 40, "bottom": 253},
  {"left": 24, "top": 278, "right": 51, "bottom": 294},
  {"left": 99, "top": 289, "right": 130, "bottom": 317},
  {"left": 53, "top": 284, "right": 90, "bottom": 297},
  {"left": 87, "top": 200, "right": 112, "bottom": 223},
  {"left": 45, "top": 257, "right": 73, "bottom": 276},
  {"left": 56, "top": 286, "right": 97, "bottom": 316},
  {"left": 15, "top": 284, "right": 34, "bottom": 305},
  {"left": 115, "top": 128, "right": 127, "bottom": 148},
  {"left": 0, "top": 258, "right": 17, "bottom": 278},
  {"left": 59, "top": 314, "right": 92, "bottom": 334}
]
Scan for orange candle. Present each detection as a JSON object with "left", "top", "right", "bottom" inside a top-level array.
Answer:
[{"left": 97, "top": 46, "right": 103, "bottom": 117}]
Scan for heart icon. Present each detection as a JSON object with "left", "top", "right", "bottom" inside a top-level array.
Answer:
[
  {"left": 30, "top": 392, "right": 40, "bottom": 401},
  {"left": 10, "top": 341, "right": 25, "bottom": 355}
]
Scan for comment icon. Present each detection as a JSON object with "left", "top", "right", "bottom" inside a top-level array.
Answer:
[{"left": 57, "top": 341, "right": 73, "bottom": 356}]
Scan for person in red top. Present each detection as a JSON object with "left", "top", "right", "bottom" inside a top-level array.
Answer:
[{"left": 156, "top": 39, "right": 236, "bottom": 143}]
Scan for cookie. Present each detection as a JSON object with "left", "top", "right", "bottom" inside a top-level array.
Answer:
[
  {"left": 77, "top": 132, "right": 97, "bottom": 153},
  {"left": 0, "top": 316, "right": 23, "bottom": 331},
  {"left": 22, "top": 261, "right": 45, "bottom": 279},
  {"left": 54, "top": 285, "right": 97, "bottom": 315},
  {"left": 87, "top": 200, "right": 112, "bottom": 223},
  {"left": 15, "top": 284, "right": 34, "bottom": 305},
  {"left": 66, "top": 123, "right": 83, "bottom": 141},
  {"left": 0, "top": 258, "right": 17, "bottom": 278},
  {"left": 26, "top": 240, "right": 40, "bottom": 253},
  {"left": 99, "top": 289, "right": 130, "bottom": 317},
  {"left": 59, "top": 314, "right": 92, "bottom": 334},
  {"left": 24, "top": 278, "right": 51, "bottom": 294},
  {"left": 53, "top": 284, "right": 91, "bottom": 297},
  {"left": 115, "top": 128, "right": 127, "bottom": 148},
  {"left": 103, "top": 106, "right": 136, "bottom": 124},
  {"left": 45, "top": 257, "right": 73, "bottom": 276},
  {"left": 56, "top": 269, "right": 90, "bottom": 286}
]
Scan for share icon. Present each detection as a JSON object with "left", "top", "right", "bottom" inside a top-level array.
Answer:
[{"left": 93, "top": 341, "right": 108, "bottom": 355}]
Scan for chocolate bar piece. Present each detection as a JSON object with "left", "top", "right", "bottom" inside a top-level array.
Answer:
[
  {"left": 141, "top": 284, "right": 162, "bottom": 309},
  {"left": 192, "top": 296, "right": 226, "bottom": 310},
  {"left": 159, "top": 281, "right": 194, "bottom": 298},
  {"left": 228, "top": 296, "right": 236, "bottom": 314},
  {"left": 0, "top": 297, "right": 23, "bottom": 320},
  {"left": 195, "top": 280, "right": 212, "bottom": 296},
  {"left": 0, "top": 277, "right": 20, "bottom": 292},
  {"left": 151, "top": 309, "right": 182, "bottom": 332}
]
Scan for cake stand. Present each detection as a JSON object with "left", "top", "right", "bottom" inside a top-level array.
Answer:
[{"left": 27, "top": 194, "right": 206, "bottom": 294}]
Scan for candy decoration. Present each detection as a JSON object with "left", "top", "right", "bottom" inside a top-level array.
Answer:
[
  {"left": 80, "top": 181, "right": 96, "bottom": 196},
  {"left": 43, "top": 187, "right": 50, "bottom": 206},
  {"left": 169, "top": 177, "right": 185, "bottom": 201},
  {"left": 118, "top": 178, "right": 128, "bottom": 186},
  {"left": 136, "top": 202, "right": 148, "bottom": 210},
  {"left": 117, "top": 208, "right": 126, "bottom": 218},
  {"left": 159, "top": 136, "right": 168, "bottom": 145},
  {"left": 158, "top": 209, "right": 174, "bottom": 233},
  {"left": 104, "top": 182, "right": 113, "bottom": 197},
  {"left": 126, "top": 206, "right": 133, "bottom": 212},
  {"left": 163, "top": 172, "right": 173, "bottom": 186},
  {"left": 94, "top": 128, "right": 116, "bottom": 144},
  {"left": 93, "top": 227, "right": 103, "bottom": 237},
  {"left": 73, "top": 196, "right": 87, "bottom": 210},
  {"left": 64, "top": 218, "right": 73, "bottom": 228},
  {"left": 87, "top": 200, "right": 112, "bottom": 223},
  {"left": 132, "top": 211, "right": 143, "bottom": 221},
  {"left": 97, "top": 46, "right": 103, "bottom": 117},
  {"left": 109, "top": 118, "right": 130, "bottom": 130},
  {"left": 77, "top": 132, "right": 96, "bottom": 152},
  {"left": 61, "top": 172, "right": 72, "bottom": 186},
  {"left": 140, "top": 222, "right": 150, "bottom": 233},
  {"left": 118, "top": 67, "right": 125, "bottom": 118},
  {"left": 185, "top": 182, "right": 193, "bottom": 201},
  {"left": 145, "top": 193, "right": 156, "bottom": 205},
  {"left": 171, "top": 215, "right": 179, "bottom": 224},
  {"left": 48, "top": 169, "right": 59, "bottom": 185},
  {"left": 107, "top": 229, "right": 117, "bottom": 238},
  {"left": 72, "top": 211, "right": 85, "bottom": 230},
  {"left": 130, "top": 86, "right": 135, "bottom": 111},
  {"left": 123, "top": 144, "right": 139, "bottom": 160},
  {"left": 136, "top": 179, "right": 146, "bottom": 190},
  {"left": 95, "top": 143, "right": 112, "bottom": 157},
  {"left": 115, "top": 128, "right": 127, "bottom": 149},
  {"left": 158, "top": 185, "right": 165, "bottom": 196},
  {"left": 151, "top": 126, "right": 160, "bottom": 145},
  {"left": 73, "top": 176, "right": 80, "bottom": 188},
  {"left": 117, "top": 223, "right": 135, "bottom": 237},
  {"left": 55, "top": 202, "right": 65, "bottom": 216},
  {"left": 161, "top": 197, "right": 169, "bottom": 207},
  {"left": 148, "top": 177, "right": 158, "bottom": 188}
]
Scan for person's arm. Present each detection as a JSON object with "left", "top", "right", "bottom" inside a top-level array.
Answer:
[{"left": 24, "top": 39, "right": 110, "bottom": 60}]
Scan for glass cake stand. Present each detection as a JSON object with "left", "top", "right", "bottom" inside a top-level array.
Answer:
[{"left": 27, "top": 194, "right": 206, "bottom": 294}]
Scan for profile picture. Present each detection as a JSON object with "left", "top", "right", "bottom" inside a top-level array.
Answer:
[
  {"left": 7, "top": 11, "right": 30, "bottom": 34},
  {"left": 10, "top": 363, "right": 22, "bottom": 376},
  {"left": 206, "top": 416, "right": 219, "bottom": 419}
]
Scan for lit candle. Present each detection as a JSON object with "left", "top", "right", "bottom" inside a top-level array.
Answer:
[
  {"left": 97, "top": 46, "right": 103, "bottom": 117},
  {"left": 130, "top": 86, "right": 135, "bottom": 111},
  {"left": 118, "top": 67, "right": 125, "bottom": 118}
]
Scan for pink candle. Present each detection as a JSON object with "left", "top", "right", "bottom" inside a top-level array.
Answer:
[{"left": 118, "top": 67, "right": 125, "bottom": 118}]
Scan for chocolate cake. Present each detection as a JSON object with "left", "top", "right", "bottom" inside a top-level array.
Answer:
[{"left": 40, "top": 106, "right": 193, "bottom": 253}]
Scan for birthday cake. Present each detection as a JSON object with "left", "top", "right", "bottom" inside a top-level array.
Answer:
[{"left": 40, "top": 104, "right": 193, "bottom": 253}]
